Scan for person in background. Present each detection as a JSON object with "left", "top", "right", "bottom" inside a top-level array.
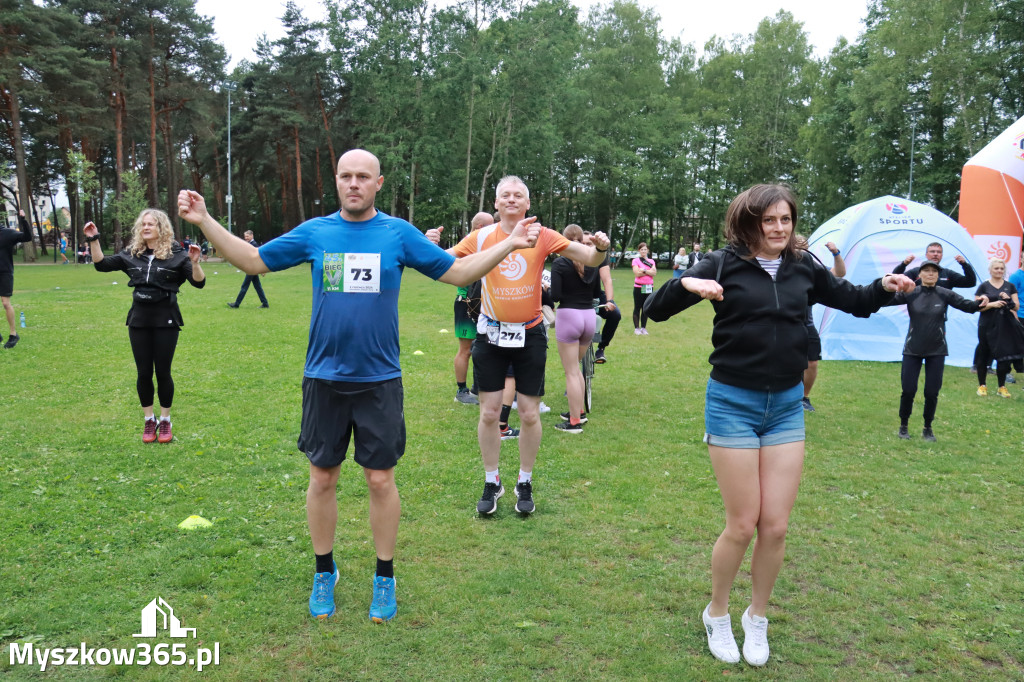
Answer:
[
  {"left": 549, "top": 224, "right": 602, "bottom": 433},
  {"left": 800, "top": 239, "right": 846, "bottom": 412},
  {"left": 584, "top": 230, "right": 620, "bottom": 364},
  {"left": 672, "top": 246, "right": 688, "bottom": 279},
  {"left": 1, "top": 209, "right": 34, "bottom": 349},
  {"left": 452, "top": 212, "right": 494, "bottom": 404},
  {"left": 687, "top": 242, "right": 703, "bottom": 268},
  {"left": 631, "top": 242, "right": 656, "bottom": 335},
  {"left": 85, "top": 210, "right": 206, "bottom": 444},
  {"left": 893, "top": 241, "right": 976, "bottom": 289},
  {"left": 884, "top": 260, "right": 985, "bottom": 440},
  {"left": 1006, "top": 250, "right": 1024, "bottom": 387},
  {"left": 644, "top": 184, "right": 914, "bottom": 667},
  {"left": 974, "top": 258, "right": 1022, "bottom": 398},
  {"left": 227, "top": 230, "right": 269, "bottom": 309}
]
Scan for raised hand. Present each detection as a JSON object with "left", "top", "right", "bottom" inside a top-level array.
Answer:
[
  {"left": 591, "top": 231, "right": 610, "bottom": 252},
  {"left": 954, "top": 254, "right": 966, "bottom": 264},
  {"left": 508, "top": 216, "right": 539, "bottom": 250},
  {"left": 188, "top": 244, "right": 201, "bottom": 263},
  {"left": 83, "top": 221, "right": 98, "bottom": 238},
  {"left": 903, "top": 254, "right": 915, "bottom": 265},
  {"left": 425, "top": 226, "right": 443, "bottom": 245},
  {"left": 177, "top": 190, "right": 208, "bottom": 225}
]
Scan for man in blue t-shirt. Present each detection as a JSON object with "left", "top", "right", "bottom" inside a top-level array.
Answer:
[{"left": 178, "top": 149, "right": 539, "bottom": 624}]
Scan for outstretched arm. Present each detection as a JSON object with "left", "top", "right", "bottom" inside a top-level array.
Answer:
[
  {"left": 177, "top": 190, "right": 268, "bottom": 275},
  {"left": 826, "top": 242, "right": 846, "bottom": 278},
  {"left": 561, "top": 231, "right": 610, "bottom": 267},
  {"left": 437, "top": 218, "right": 540, "bottom": 286}
]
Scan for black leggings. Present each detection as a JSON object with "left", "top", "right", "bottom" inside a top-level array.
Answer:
[
  {"left": 128, "top": 327, "right": 180, "bottom": 408},
  {"left": 975, "top": 331, "right": 1009, "bottom": 388},
  {"left": 900, "top": 355, "right": 944, "bottom": 427},
  {"left": 633, "top": 287, "right": 650, "bottom": 329},
  {"left": 597, "top": 304, "right": 621, "bottom": 349}
]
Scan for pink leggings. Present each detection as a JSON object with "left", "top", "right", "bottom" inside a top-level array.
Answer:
[{"left": 555, "top": 307, "right": 596, "bottom": 345}]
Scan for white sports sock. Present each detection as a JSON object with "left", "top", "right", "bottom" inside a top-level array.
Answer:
[
  {"left": 518, "top": 469, "right": 532, "bottom": 483},
  {"left": 485, "top": 469, "right": 500, "bottom": 484}
]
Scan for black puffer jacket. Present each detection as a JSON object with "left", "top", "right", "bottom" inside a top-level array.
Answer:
[{"left": 644, "top": 245, "right": 895, "bottom": 391}]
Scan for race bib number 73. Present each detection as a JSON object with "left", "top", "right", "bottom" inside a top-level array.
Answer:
[{"left": 323, "top": 253, "right": 381, "bottom": 293}]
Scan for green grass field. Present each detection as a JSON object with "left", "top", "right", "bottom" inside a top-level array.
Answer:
[{"left": 1, "top": 262, "right": 1022, "bottom": 681}]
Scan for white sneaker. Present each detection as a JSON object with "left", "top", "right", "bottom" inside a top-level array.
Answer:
[
  {"left": 702, "top": 604, "right": 740, "bottom": 663},
  {"left": 634, "top": 329, "right": 642, "bottom": 335},
  {"left": 741, "top": 606, "right": 769, "bottom": 666},
  {"left": 538, "top": 401, "right": 551, "bottom": 414}
]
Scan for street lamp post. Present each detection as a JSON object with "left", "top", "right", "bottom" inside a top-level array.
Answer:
[
  {"left": 905, "top": 103, "right": 924, "bottom": 201},
  {"left": 223, "top": 82, "right": 237, "bottom": 233}
]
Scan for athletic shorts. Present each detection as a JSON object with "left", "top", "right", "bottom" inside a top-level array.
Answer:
[
  {"left": 0, "top": 272, "right": 12, "bottom": 298},
  {"left": 703, "top": 378, "right": 804, "bottom": 449},
  {"left": 555, "top": 307, "right": 596, "bottom": 345},
  {"left": 806, "top": 325, "right": 821, "bottom": 362},
  {"left": 298, "top": 377, "right": 406, "bottom": 470},
  {"left": 453, "top": 298, "right": 475, "bottom": 339},
  {"left": 472, "top": 324, "right": 547, "bottom": 395}
]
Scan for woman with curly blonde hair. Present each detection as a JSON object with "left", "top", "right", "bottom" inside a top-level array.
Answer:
[{"left": 85, "top": 209, "right": 206, "bottom": 443}]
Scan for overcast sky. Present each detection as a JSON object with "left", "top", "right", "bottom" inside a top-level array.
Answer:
[{"left": 194, "top": 0, "right": 870, "bottom": 70}]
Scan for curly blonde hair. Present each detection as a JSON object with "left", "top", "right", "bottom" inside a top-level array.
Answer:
[{"left": 128, "top": 209, "right": 175, "bottom": 259}]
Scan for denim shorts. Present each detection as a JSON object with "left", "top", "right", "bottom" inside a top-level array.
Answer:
[{"left": 703, "top": 378, "right": 805, "bottom": 449}]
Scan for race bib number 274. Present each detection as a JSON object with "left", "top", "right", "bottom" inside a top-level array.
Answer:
[{"left": 323, "top": 253, "right": 381, "bottom": 293}]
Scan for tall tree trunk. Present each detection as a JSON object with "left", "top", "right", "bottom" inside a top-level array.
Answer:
[
  {"left": 110, "top": 39, "right": 125, "bottom": 246},
  {"left": 4, "top": 80, "right": 37, "bottom": 261},
  {"left": 314, "top": 72, "right": 336, "bottom": 170},
  {"left": 293, "top": 126, "right": 305, "bottom": 223},
  {"left": 462, "top": 80, "right": 475, "bottom": 236},
  {"left": 408, "top": 159, "right": 416, "bottom": 225},
  {"left": 160, "top": 114, "right": 178, "bottom": 239},
  {"left": 147, "top": 23, "right": 159, "bottom": 206},
  {"left": 315, "top": 146, "right": 324, "bottom": 215}
]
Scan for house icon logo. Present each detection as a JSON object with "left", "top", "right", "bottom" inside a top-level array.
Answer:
[{"left": 132, "top": 597, "right": 197, "bottom": 638}]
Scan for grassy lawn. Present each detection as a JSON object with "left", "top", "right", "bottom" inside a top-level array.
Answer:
[{"left": 1, "top": 261, "right": 1021, "bottom": 680}]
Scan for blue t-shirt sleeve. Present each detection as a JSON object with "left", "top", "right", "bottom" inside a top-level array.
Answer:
[
  {"left": 259, "top": 223, "right": 314, "bottom": 272},
  {"left": 400, "top": 223, "right": 456, "bottom": 280}
]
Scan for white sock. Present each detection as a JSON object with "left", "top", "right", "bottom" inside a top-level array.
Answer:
[
  {"left": 518, "top": 469, "right": 532, "bottom": 483},
  {"left": 485, "top": 469, "right": 499, "bottom": 484},
  {"left": 159, "top": 416, "right": 170, "bottom": 423},
  {"left": 144, "top": 416, "right": 156, "bottom": 423}
]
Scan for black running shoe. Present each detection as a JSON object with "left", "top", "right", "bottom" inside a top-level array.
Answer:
[
  {"left": 554, "top": 420, "right": 583, "bottom": 434},
  {"left": 477, "top": 482, "right": 504, "bottom": 514},
  {"left": 595, "top": 348, "right": 607, "bottom": 364},
  {"left": 922, "top": 427, "right": 936, "bottom": 442},
  {"left": 559, "top": 411, "right": 588, "bottom": 424},
  {"left": 3, "top": 334, "right": 18, "bottom": 349},
  {"left": 500, "top": 426, "right": 519, "bottom": 440},
  {"left": 898, "top": 425, "right": 910, "bottom": 439},
  {"left": 514, "top": 481, "right": 535, "bottom": 514}
]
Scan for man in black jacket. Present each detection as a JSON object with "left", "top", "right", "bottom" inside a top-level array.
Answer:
[
  {"left": 1, "top": 210, "right": 34, "bottom": 348},
  {"left": 227, "top": 230, "right": 269, "bottom": 308},
  {"left": 687, "top": 242, "right": 703, "bottom": 268},
  {"left": 892, "top": 241, "right": 976, "bottom": 289}
]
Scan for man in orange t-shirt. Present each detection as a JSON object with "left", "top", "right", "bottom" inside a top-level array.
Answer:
[{"left": 451, "top": 175, "right": 610, "bottom": 516}]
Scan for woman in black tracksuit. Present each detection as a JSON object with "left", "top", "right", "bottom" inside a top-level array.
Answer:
[
  {"left": 884, "top": 261, "right": 985, "bottom": 441},
  {"left": 644, "top": 184, "right": 914, "bottom": 667},
  {"left": 85, "top": 209, "right": 205, "bottom": 444}
]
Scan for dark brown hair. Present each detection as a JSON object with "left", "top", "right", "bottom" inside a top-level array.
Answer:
[{"left": 725, "top": 184, "right": 800, "bottom": 259}]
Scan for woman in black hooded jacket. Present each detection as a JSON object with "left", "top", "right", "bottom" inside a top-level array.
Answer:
[
  {"left": 85, "top": 209, "right": 205, "bottom": 444},
  {"left": 644, "top": 184, "right": 914, "bottom": 667},
  {"left": 884, "top": 260, "right": 985, "bottom": 441}
]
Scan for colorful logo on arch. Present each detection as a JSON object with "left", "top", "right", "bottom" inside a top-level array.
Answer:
[
  {"left": 1015, "top": 131, "right": 1024, "bottom": 162},
  {"left": 886, "top": 203, "right": 909, "bottom": 215}
]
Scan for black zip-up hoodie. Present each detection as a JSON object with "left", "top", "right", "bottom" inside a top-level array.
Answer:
[
  {"left": 644, "top": 245, "right": 895, "bottom": 391},
  {"left": 93, "top": 243, "right": 201, "bottom": 294}
]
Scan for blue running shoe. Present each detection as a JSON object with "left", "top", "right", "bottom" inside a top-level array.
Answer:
[
  {"left": 369, "top": 575, "right": 397, "bottom": 623},
  {"left": 309, "top": 564, "right": 339, "bottom": 620}
]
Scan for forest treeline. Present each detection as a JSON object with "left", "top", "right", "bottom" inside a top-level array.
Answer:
[{"left": 2, "top": 0, "right": 1022, "bottom": 257}]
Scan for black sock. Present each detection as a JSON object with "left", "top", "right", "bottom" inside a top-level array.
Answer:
[
  {"left": 500, "top": 404, "right": 512, "bottom": 425},
  {"left": 457, "top": 381, "right": 467, "bottom": 390},
  {"left": 376, "top": 557, "right": 394, "bottom": 579},
  {"left": 315, "top": 551, "right": 334, "bottom": 575}
]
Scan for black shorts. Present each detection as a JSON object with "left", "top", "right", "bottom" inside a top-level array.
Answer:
[
  {"left": 472, "top": 324, "right": 547, "bottom": 395},
  {"left": 0, "top": 272, "right": 13, "bottom": 298},
  {"left": 298, "top": 377, "right": 406, "bottom": 470},
  {"left": 806, "top": 325, "right": 821, "bottom": 362}
]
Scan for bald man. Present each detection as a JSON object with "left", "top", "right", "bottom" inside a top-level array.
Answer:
[
  {"left": 178, "top": 149, "right": 539, "bottom": 623},
  {"left": 452, "top": 211, "right": 495, "bottom": 404}
]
